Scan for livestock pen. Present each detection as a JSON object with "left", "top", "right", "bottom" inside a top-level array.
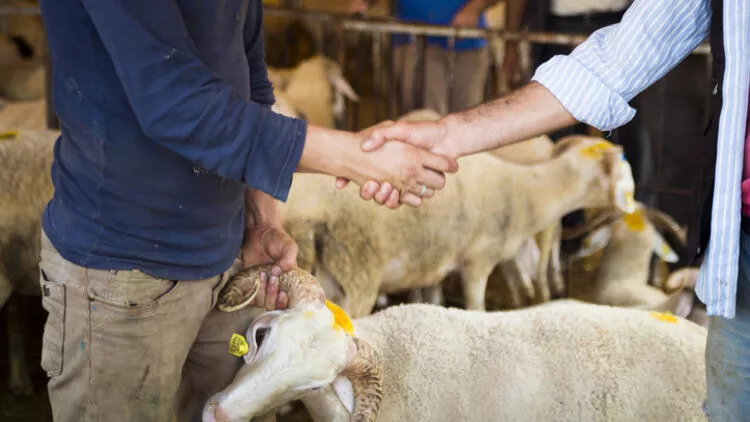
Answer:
[{"left": 0, "top": 2, "right": 714, "bottom": 421}]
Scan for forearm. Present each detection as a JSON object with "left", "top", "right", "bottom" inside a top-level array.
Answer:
[
  {"left": 245, "top": 188, "right": 282, "bottom": 229},
  {"left": 442, "top": 82, "right": 576, "bottom": 157},
  {"left": 505, "top": 0, "right": 526, "bottom": 32}
]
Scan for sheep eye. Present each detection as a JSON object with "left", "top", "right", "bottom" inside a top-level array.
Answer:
[{"left": 255, "top": 327, "right": 270, "bottom": 346}]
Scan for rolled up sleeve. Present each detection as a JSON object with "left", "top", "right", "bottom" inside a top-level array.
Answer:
[
  {"left": 532, "top": 0, "right": 710, "bottom": 131},
  {"left": 80, "top": 0, "right": 306, "bottom": 201}
]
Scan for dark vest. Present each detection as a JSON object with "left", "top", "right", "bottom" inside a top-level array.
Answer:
[{"left": 687, "top": 0, "right": 723, "bottom": 264}]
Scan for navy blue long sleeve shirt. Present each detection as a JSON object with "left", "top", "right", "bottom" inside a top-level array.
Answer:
[{"left": 39, "top": 0, "right": 307, "bottom": 280}]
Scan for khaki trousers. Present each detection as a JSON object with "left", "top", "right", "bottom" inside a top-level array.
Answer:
[
  {"left": 38, "top": 230, "right": 264, "bottom": 422},
  {"left": 393, "top": 44, "right": 490, "bottom": 115}
]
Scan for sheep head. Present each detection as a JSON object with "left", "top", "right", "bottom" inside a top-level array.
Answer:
[
  {"left": 206, "top": 267, "right": 383, "bottom": 422},
  {"left": 572, "top": 203, "right": 680, "bottom": 265},
  {"left": 553, "top": 136, "right": 636, "bottom": 214}
]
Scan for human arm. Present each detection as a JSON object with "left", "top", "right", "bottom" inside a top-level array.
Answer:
[
  {"left": 363, "top": 0, "right": 711, "bottom": 158},
  {"left": 502, "top": 0, "right": 527, "bottom": 88},
  {"left": 80, "top": 0, "right": 456, "bottom": 204}
]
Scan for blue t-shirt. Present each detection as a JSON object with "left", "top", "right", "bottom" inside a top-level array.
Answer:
[
  {"left": 38, "top": 0, "right": 307, "bottom": 281},
  {"left": 393, "top": 0, "right": 487, "bottom": 50}
]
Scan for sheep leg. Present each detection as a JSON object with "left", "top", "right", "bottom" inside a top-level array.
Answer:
[
  {"left": 422, "top": 285, "right": 444, "bottom": 306},
  {"left": 7, "top": 294, "right": 34, "bottom": 397},
  {"left": 407, "top": 288, "right": 424, "bottom": 303},
  {"left": 495, "top": 260, "right": 533, "bottom": 309},
  {"left": 549, "top": 224, "right": 566, "bottom": 298},
  {"left": 535, "top": 225, "right": 556, "bottom": 303},
  {"left": 460, "top": 263, "right": 495, "bottom": 311}
]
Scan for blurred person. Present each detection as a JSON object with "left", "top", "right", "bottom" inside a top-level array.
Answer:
[
  {"left": 351, "top": 0, "right": 502, "bottom": 115},
  {"left": 35, "top": 0, "right": 457, "bottom": 421},
  {"left": 357, "top": 1, "right": 750, "bottom": 419}
]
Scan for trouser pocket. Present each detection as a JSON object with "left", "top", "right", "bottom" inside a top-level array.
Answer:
[{"left": 39, "top": 268, "right": 66, "bottom": 377}]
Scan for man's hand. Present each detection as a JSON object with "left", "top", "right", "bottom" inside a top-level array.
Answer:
[
  {"left": 333, "top": 119, "right": 456, "bottom": 208},
  {"left": 241, "top": 189, "right": 299, "bottom": 311}
]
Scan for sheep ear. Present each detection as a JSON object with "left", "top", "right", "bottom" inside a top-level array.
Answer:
[
  {"left": 332, "top": 375, "right": 355, "bottom": 414},
  {"left": 327, "top": 69, "right": 360, "bottom": 102},
  {"left": 651, "top": 230, "right": 679, "bottom": 263},
  {"left": 574, "top": 226, "right": 612, "bottom": 258},
  {"left": 241, "top": 311, "right": 282, "bottom": 364}
]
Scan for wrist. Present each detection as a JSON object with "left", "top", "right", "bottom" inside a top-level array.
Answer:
[
  {"left": 297, "top": 125, "right": 348, "bottom": 177},
  {"left": 439, "top": 115, "right": 468, "bottom": 158}
]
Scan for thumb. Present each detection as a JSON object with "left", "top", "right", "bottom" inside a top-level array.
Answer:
[
  {"left": 265, "top": 229, "right": 299, "bottom": 272},
  {"left": 361, "top": 122, "right": 428, "bottom": 152}
]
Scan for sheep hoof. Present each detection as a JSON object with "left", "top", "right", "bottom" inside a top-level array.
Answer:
[{"left": 216, "top": 269, "right": 262, "bottom": 312}]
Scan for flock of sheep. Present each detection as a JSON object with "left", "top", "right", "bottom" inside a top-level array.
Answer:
[{"left": 0, "top": 4, "right": 710, "bottom": 422}]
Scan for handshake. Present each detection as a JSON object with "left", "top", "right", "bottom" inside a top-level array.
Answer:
[{"left": 330, "top": 115, "right": 464, "bottom": 209}]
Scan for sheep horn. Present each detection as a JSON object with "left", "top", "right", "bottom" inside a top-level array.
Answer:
[
  {"left": 561, "top": 209, "right": 622, "bottom": 241},
  {"left": 643, "top": 207, "right": 688, "bottom": 246},
  {"left": 216, "top": 264, "right": 326, "bottom": 312},
  {"left": 342, "top": 337, "right": 384, "bottom": 422}
]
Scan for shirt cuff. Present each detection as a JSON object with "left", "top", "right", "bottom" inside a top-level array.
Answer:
[
  {"left": 531, "top": 55, "right": 636, "bottom": 131},
  {"left": 245, "top": 108, "right": 307, "bottom": 202}
]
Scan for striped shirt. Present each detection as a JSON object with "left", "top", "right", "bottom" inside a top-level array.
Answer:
[{"left": 532, "top": 0, "right": 749, "bottom": 318}]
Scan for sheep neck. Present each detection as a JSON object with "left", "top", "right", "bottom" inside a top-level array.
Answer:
[{"left": 512, "top": 152, "right": 592, "bottom": 236}]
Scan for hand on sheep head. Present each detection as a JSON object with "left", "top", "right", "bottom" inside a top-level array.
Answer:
[
  {"left": 335, "top": 119, "right": 458, "bottom": 208},
  {"left": 241, "top": 192, "right": 299, "bottom": 311},
  {"left": 336, "top": 119, "right": 458, "bottom": 206}
]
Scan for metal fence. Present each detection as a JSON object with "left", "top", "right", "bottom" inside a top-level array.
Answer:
[{"left": 0, "top": 4, "right": 714, "bottom": 215}]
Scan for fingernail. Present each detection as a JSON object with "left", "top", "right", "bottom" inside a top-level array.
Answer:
[
  {"left": 362, "top": 139, "right": 373, "bottom": 149},
  {"left": 270, "top": 276, "right": 278, "bottom": 286},
  {"left": 365, "top": 181, "right": 378, "bottom": 195},
  {"left": 260, "top": 272, "right": 267, "bottom": 282},
  {"left": 271, "top": 266, "right": 282, "bottom": 277}
]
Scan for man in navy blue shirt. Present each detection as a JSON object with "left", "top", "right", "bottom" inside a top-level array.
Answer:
[
  {"left": 36, "top": 0, "right": 457, "bottom": 420},
  {"left": 352, "top": 0, "right": 500, "bottom": 115}
]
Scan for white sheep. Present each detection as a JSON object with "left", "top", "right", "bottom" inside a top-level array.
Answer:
[
  {"left": 566, "top": 202, "right": 703, "bottom": 324},
  {"left": 204, "top": 266, "right": 708, "bottom": 422},
  {"left": 267, "top": 55, "right": 359, "bottom": 128},
  {"left": 280, "top": 133, "right": 636, "bottom": 318},
  {"left": 0, "top": 127, "right": 59, "bottom": 396}
]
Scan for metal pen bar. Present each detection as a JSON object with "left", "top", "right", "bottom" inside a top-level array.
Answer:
[{"left": 261, "top": 6, "right": 711, "bottom": 55}]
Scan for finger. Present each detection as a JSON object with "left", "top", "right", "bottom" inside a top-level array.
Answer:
[
  {"left": 335, "top": 178, "right": 350, "bottom": 189},
  {"left": 385, "top": 189, "right": 400, "bottom": 209},
  {"left": 373, "top": 182, "right": 394, "bottom": 204},
  {"left": 252, "top": 271, "right": 268, "bottom": 306},
  {"left": 421, "top": 151, "right": 459, "bottom": 173},
  {"left": 401, "top": 192, "right": 423, "bottom": 207},
  {"left": 276, "top": 291, "right": 288, "bottom": 310},
  {"left": 408, "top": 184, "right": 435, "bottom": 199},
  {"left": 266, "top": 232, "right": 298, "bottom": 273},
  {"left": 264, "top": 275, "right": 279, "bottom": 311},
  {"left": 359, "top": 181, "right": 379, "bottom": 200},
  {"left": 362, "top": 123, "right": 428, "bottom": 151},
  {"left": 416, "top": 169, "right": 447, "bottom": 191}
]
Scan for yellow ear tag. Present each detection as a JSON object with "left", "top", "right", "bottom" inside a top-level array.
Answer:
[
  {"left": 649, "top": 311, "right": 678, "bottom": 324},
  {"left": 0, "top": 130, "right": 19, "bottom": 141},
  {"left": 325, "top": 300, "right": 354, "bottom": 335},
  {"left": 228, "top": 333, "right": 250, "bottom": 357},
  {"left": 579, "top": 141, "right": 612, "bottom": 159},
  {"left": 622, "top": 209, "right": 646, "bottom": 232}
]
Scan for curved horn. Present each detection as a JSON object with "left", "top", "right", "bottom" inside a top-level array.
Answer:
[
  {"left": 342, "top": 337, "right": 384, "bottom": 422},
  {"left": 561, "top": 209, "right": 622, "bottom": 241},
  {"left": 217, "top": 264, "right": 326, "bottom": 312},
  {"left": 643, "top": 207, "right": 688, "bottom": 246}
]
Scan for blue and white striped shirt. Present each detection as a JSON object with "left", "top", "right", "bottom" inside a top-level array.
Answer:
[{"left": 532, "top": 0, "right": 749, "bottom": 318}]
